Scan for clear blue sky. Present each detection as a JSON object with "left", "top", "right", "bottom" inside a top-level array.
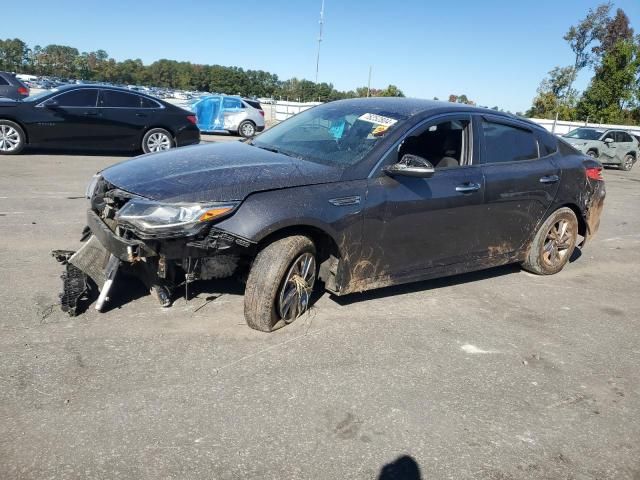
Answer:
[{"left": 5, "top": 0, "right": 639, "bottom": 112}]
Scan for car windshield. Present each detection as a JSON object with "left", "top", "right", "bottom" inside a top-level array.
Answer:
[
  {"left": 251, "top": 103, "right": 406, "bottom": 167},
  {"left": 22, "top": 89, "right": 59, "bottom": 102},
  {"left": 564, "top": 128, "right": 604, "bottom": 140}
]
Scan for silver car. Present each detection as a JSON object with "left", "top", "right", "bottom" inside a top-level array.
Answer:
[
  {"left": 563, "top": 127, "right": 638, "bottom": 171},
  {"left": 191, "top": 95, "right": 265, "bottom": 138}
]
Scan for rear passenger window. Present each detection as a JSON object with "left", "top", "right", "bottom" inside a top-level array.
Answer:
[
  {"left": 482, "top": 121, "right": 538, "bottom": 164},
  {"left": 537, "top": 131, "right": 558, "bottom": 157},
  {"left": 0, "top": 77, "right": 9, "bottom": 86},
  {"left": 101, "top": 90, "right": 142, "bottom": 108},
  {"left": 616, "top": 132, "right": 633, "bottom": 143},
  {"left": 140, "top": 97, "right": 161, "bottom": 109}
]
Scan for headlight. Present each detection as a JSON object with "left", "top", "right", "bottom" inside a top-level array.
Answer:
[
  {"left": 115, "top": 199, "right": 239, "bottom": 237},
  {"left": 85, "top": 174, "right": 101, "bottom": 199}
]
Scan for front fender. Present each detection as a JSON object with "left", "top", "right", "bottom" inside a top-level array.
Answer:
[{"left": 214, "top": 180, "right": 367, "bottom": 257}]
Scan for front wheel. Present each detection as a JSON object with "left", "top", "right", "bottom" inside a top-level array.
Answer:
[
  {"left": 244, "top": 236, "right": 317, "bottom": 332},
  {"left": 586, "top": 150, "right": 598, "bottom": 158},
  {"left": 522, "top": 207, "right": 578, "bottom": 275},
  {"left": 142, "top": 128, "right": 175, "bottom": 153},
  {"left": 0, "top": 120, "right": 26, "bottom": 155},
  {"left": 621, "top": 154, "right": 634, "bottom": 171}
]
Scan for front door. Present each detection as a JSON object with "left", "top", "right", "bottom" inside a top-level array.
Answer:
[
  {"left": 361, "top": 114, "right": 488, "bottom": 279},
  {"left": 30, "top": 88, "right": 101, "bottom": 147}
]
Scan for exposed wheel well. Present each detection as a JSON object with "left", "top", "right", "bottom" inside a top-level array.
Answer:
[
  {"left": 256, "top": 225, "right": 340, "bottom": 264},
  {"left": 586, "top": 148, "right": 598, "bottom": 156},
  {"left": 561, "top": 203, "right": 587, "bottom": 239},
  {"left": 625, "top": 151, "right": 636, "bottom": 158}
]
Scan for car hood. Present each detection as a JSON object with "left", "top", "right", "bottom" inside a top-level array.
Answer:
[{"left": 100, "top": 141, "right": 343, "bottom": 202}]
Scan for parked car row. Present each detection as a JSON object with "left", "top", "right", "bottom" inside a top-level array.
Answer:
[{"left": 0, "top": 85, "right": 200, "bottom": 154}]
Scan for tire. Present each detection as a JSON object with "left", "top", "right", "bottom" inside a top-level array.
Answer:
[
  {"left": 244, "top": 235, "right": 317, "bottom": 332},
  {"left": 142, "top": 128, "right": 175, "bottom": 153},
  {"left": 621, "top": 154, "right": 634, "bottom": 171},
  {"left": 0, "top": 120, "right": 26, "bottom": 155},
  {"left": 522, "top": 207, "right": 578, "bottom": 275},
  {"left": 586, "top": 150, "right": 598, "bottom": 158},
  {"left": 238, "top": 120, "right": 256, "bottom": 138}
]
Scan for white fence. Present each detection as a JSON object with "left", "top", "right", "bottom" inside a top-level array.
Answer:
[{"left": 529, "top": 118, "right": 640, "bottom": 136}]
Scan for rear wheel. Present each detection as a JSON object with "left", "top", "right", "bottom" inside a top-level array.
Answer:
[
  {"left": 586, "top": 150, "right": 598, "bottom": 158},
  {"left": 621, "top": 154, "right": 634, "bottom": 171},
  {"left": 522, "top": 207, "right": 578, "bottom": 275},
  {"left": 0, "top": 120, "right": 25, "bottom": 155},
  {"left": 238, "top": 120, "right": 256, "bottom": 138},
  {"left": 244, "top": 236, "right": 316, "bottom": 332},
  {"left": 142, "top": 128, "right": 175, "bottom": 153}
]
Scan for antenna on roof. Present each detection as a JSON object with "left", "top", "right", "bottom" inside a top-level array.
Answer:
[{"left": 315, "top": 0, "right": 325, "bottom": 84}]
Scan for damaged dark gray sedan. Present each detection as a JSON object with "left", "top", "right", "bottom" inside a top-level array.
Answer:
[{"left": 55, "top": 98, "right": 605, "bottom": 332}]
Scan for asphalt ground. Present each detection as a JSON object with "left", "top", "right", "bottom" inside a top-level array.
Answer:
[{"left": 1, "top": 141, "right": 639, "bottom": 479}]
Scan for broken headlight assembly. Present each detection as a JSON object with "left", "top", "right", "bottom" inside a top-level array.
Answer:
[{"left": 115, "top": 199, "right": 240, "bottom": 238}]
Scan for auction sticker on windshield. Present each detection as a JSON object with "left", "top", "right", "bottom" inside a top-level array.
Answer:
[{"left": 358, "top": 113, "right": 398, "bottom": 127}]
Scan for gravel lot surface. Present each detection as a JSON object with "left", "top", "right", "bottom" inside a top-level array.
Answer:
[{"left": 1, "top": 142, "right": 639, "bottom": 479}]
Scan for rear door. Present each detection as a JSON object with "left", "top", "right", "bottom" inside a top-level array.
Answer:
[
  {"left": 599, "top": 131, "right": 619, "bottom": 161},
  {"left": 615, "top": 131, "right": 635, "bottom": 160},
  {"left": 98, "top": 90, "right": 158, "bottom": 149},
  {"left": 478, "top": 115, "right": 560, "bottom": 256},
  {"left": 222, "top": 97, "right": 245, "bottom": 131}
]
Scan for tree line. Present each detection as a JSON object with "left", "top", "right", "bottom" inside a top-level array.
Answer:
[
  {"left": 528, "top": 2, "right": 640, "bottom": 125},
  {"left": 0, "top": 39, "right": 404, "bottom": 102}
]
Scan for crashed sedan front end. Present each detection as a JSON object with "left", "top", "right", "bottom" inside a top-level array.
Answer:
[{"left": 54, "top": 174, "right": 256, "bottom": 315}]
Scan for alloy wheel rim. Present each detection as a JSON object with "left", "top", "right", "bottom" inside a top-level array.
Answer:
[
  {"left": 277, "top": 253, "right": 316, "bottom": 322},
  {"left": 147, "top": 132, "right": 171, "bottom": 152},
  {"left": 0, "top": 125, "right": 20, "bottom": 152},
  {"left": 542, "top": 219, "right": 574, "bottom": 267},
  {"left": 241, "top": 123, "right": 254, "bottom": 137},
  {"left": 624, "top": 156, "right": 633, "bottom": 169}
]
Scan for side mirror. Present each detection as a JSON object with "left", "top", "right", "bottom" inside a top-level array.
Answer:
[
  {"left": 384, "top": 154, "right": 435, "bottom": 178},
  {"left": 604, "top": 138, "right": 614, "bottom": 144}
]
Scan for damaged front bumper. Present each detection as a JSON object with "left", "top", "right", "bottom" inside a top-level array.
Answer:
[{"left": 53, "top": 209, "right": 256, "bottom": 316}]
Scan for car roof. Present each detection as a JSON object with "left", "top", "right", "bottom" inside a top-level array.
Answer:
[{"left": 326, "top": 97, "right": 546, "bottom": 132}]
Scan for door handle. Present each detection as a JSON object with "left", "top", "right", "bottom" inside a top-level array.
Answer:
[
  {"left": 539, "top": 175, "right": 560, "bottom": 184},
  {"left": 455, "top": 182, "right": 481, "bottom": 193},
  {"left": 84, "top": 111, "right": 98, "bottom": 116},
  {"left": 136, "top": 113, "right": 147, "bottom": 117}
]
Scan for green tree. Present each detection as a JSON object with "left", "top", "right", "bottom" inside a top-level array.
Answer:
[
  {"left": 577, "top": 39, "right": 640, "bottom": 123},
  {"left": 0, "top": 38, "right": 29, "bottom": 71}
]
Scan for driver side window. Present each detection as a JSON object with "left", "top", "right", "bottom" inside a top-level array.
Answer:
[
  {"left": 397, "top": 118, "right": 470, "bottom": 169},
  {"left": 602, "top": 132, "right": 615, "bottom": 142}
]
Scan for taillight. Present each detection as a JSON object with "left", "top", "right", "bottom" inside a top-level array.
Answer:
[
  {"left": 258, "top": 110, "right": 265, "bottom": 117},
  {"left": 585, "top": 166, "right": 603, "bottom": 181},
  {"left": 186, "top": 115, "right": 197, "bottom": 125},
  {"left": 17, "top": 86, "right": 29, "bottom": 96}
]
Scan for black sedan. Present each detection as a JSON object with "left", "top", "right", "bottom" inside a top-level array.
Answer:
[
  {"left": 0, "top": 85, "right": 200, "bottom": 154},
  {"left": 56, "top": 98, "right": 605, "bottom": 332}
]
